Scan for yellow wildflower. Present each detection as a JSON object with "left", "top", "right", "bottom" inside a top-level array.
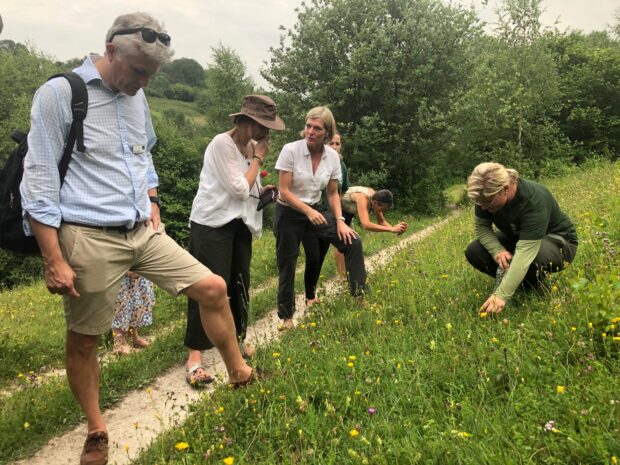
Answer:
[
  {"left": 223, "top": 456, "right": 235, "bottom": 465},
  {"left": 175, "top": 442, "right": 189, "bottom": 451},
  {"left": 23, "top": 422, "right": 30, "bottom": 430},
  {"left": 556, "top": 385, "right": 565, "bottom": 394},
  {"left": 348, "top": 355, "right": 357, "bottom": 361},
  {"left": 479, "top": 312, "right": 488, "bottom": 318},
  {"left": 570, "top": 327, "right": 576, "bottom": 332},
  {"left": 272, "top": 352, "right": 281, "bottom": 358},
  {"left": 349, "top": 429, "right": 359, "bottom": 437},
  {"left": 491, "top": 337, "right": 499, "bottom": 343}
]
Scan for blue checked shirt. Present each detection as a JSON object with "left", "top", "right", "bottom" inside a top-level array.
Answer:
[{"left": 20, "top": 55, "right": 159, "bottom": 233}]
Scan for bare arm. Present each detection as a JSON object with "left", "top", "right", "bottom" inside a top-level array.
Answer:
[
  {"left": 30, "top": 219, "right": 79, "bottom": 297},
  {"left": 147, "top": 187, "right": 160, "bottom": 230},
  {"left": 354, "top": 193, "right": 407, "bottom": 234}
]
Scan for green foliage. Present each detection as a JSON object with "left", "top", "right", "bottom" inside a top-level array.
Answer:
[
  {"left": 550, "top": 31, "right": 620, "bottom": 159},
  {"left": 0, "top": 45, "right": 60, "bottom": 161},
  {"left": 195, "top": 44, "right": 255, "bottom": 134},
  {"left": 447, "top": 0, "right": 575, "bottom": 179},
  {"left": 150, "top": 117, "right": 207, "bottom": 247},
  {"left": 134, "top": 162, "right": 619, "bottom": 465},
  {"left": 161, "top": 57, "right": 205, "bottom": 87},
  {"left": 263, "top": 0, "right": 481, "bottom": 213}
]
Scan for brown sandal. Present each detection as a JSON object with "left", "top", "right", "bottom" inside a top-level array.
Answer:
[{"left": 186, "top": 364, "right": 214, "bottom": 389}]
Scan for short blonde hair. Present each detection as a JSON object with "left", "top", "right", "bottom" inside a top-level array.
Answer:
[
  {"left": 299, "top": 106, "right": 337, "bottom": 143},
  {"left": 467, "top": 162, "right": 519, "bottom": 204}
]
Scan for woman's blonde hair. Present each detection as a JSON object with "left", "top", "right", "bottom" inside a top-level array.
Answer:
[
  {"left": 299, "top": 106, "right": 337, "bottom": 143},
  {"left": 467, "top": 162, "right": 519, "bottom": 204}
]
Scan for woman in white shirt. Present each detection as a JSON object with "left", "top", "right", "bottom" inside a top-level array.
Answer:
[
  {"left": 275, "top": 106, "right": 367, "bottom": 330},
  {"left": 184, "top": 95, "right": 285, "bottom": 388}
]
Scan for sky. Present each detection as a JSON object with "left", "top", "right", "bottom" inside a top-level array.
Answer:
[{"left": 1, "top": 0, "right": 617, "bottom": 89}]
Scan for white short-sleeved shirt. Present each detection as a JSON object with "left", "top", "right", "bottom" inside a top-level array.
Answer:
[
  {"left": 275, "top": 139, "right": 341, "bottom": 206},
  {"left": 189, "top": 133, "right": 262, "bottom": 236}
]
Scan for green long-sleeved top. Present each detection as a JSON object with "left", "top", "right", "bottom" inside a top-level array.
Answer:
[{"left": 474, "top": 178, "right": 577, "bottom": 302}]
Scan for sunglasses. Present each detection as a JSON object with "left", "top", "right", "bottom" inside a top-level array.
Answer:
[{"left": 109, "top": 27, "right": 171, "bottom": 46}]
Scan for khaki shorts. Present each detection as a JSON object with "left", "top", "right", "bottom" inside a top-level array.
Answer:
[{"left": 58, "top": 222, "right": 211, "bottom": 335}]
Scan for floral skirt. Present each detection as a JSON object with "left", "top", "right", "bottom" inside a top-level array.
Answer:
[{"left": 111, "top": 274, "right": 154, "bottom": 331}]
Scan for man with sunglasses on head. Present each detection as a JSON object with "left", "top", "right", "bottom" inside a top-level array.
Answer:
[
  {"left": 464, "top": 162, "right": 578, "bottom": 316},
  {"left": 21, "top": 12, "right": 254, "bottom": 465}
]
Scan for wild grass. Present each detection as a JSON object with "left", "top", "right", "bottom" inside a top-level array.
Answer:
[
  {"left": 147, "top": 96, "right": 208, "bottom": 126},
  {"left": 133, "top": 162, "right": 619, "bottom": 465},
  {"left": 0, "top": 209, "right": 429, "bottom": 463}
]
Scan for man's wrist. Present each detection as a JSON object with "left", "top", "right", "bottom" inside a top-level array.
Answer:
[
  {"left": 337, "top": 216, "right": 345, "bottom": 221},
  {"left": 149, "top": 196, "right": 161, "bottom": 208}
]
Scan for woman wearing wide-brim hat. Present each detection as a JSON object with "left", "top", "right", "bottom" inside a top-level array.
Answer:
[{"left": 184, "top": 95, "right": 285, "bottom": 388}]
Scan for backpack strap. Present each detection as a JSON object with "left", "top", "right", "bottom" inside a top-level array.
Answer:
[{"left": 46, "top": 71, "right": 88, "bottom": 183}]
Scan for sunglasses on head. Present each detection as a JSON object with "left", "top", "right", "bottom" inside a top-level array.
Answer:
[{"left": 109, "top": 27, "right": 171, "bottom": 46}]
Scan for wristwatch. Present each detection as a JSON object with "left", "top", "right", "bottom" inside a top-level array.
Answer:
[
  {"left": 337, "top": 216, "right": 345, "bottom": 221},
  {"left": 149, "top": 196, "right": 161, "bottom": 208}
]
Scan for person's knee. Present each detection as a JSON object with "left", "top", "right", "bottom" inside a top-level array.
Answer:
[
  {"left": 194, "top": 274, "right": 227, "bottom": 304},
  {"left": 67, "top": 331, "right": 99, "bottom": 357}
]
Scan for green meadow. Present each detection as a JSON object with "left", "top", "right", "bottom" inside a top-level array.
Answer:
[
  {"left": 0, "top": 162, "right": 617, "bottom": 464},
  {"left": 133, "top": 162, "right": 619, "bottom": 464}
]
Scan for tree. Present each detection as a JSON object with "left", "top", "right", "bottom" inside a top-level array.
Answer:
[
  {"left": 162, "top": 58, "right": 205, "bottom": 87},
  {"left": 0, "top": 45, "right": 59, "bottom": 160},
  {"left": 263, "top": 0, "right": 480, "bottom": 213},
  {"left": 550, "top": 31, "right": 620, "bottom": 159},
  {"left": 446, "top": 0, "right": 571, "bottom": 178},
  {"left": 196, "top": 44, "right": 254, "bottom": 134}
]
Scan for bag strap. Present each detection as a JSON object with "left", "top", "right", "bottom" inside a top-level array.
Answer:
[{"left": 46, "top": 71, "right": 88, "bottom": 184}]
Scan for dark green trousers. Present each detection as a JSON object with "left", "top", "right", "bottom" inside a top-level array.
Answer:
[{"left": 465, "top": 232, "right": 578, "bottom": 286}]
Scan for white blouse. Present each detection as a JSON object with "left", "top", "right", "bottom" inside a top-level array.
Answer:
[
  {"left": 189, "top": 133, "right": 263, "bottom": 236},
  {"left": 275, "top": 139, "right": 341, "bottom": 206}
]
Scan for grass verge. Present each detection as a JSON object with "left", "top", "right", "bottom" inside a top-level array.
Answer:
[
  {"left": 0, "top": 209, "right": 432, "bottom": 463},
  {"left": 133, "top": 162, "right": 619, "bottom": 464}
]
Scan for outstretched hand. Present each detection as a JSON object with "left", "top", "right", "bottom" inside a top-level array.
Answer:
[
  {"left": 479, "top": 294, "right": 506, "bottom": 314},
  {"left": 392, "top": 221, "right": 408, "bottom": 235}
]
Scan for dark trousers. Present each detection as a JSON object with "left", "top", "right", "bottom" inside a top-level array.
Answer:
[
  {"left": 185, "top": 219, "right": 252, "bottom": 350},
  {"left": 301, "top": 232, "right": 331, "bottom": 300},
  {"left": 275, "top": 203, "right": 367, "bottom": 319},
  {"left": 465, "top": 231, "right": 578, "bottom": 287}
]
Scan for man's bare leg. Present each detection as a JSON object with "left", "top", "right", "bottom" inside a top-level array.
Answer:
[
  {"left": 183, "top": 274, "right": 252, "bottom": 383},
  {"left": 66, "top": 330, "right": 106, "bottom": 433}
]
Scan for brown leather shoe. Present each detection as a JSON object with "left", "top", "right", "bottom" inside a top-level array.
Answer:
[{"left": 80, "top": 431, "right": 108, "bottom": 465}]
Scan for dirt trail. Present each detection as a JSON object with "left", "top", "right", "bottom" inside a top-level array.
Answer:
[{"left": 11, "top": 212, "right": 458, "bottom": 465}]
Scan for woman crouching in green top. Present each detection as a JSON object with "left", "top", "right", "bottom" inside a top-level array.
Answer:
[{"left": 465, "top": 162, "right": 578, "bottom": 314}]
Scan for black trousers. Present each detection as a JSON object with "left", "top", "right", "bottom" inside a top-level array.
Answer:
[
  {"left": 301, "top": 231, "right": 331, "bottom": 300},
  {"left": 275, "top": 203, "right": 367, "bottom": 319},
  {"left": 465, "top": 231, "right": 578, "bottom": 287},
  {"left": 185, "top": 219, "right": 252, "bottom": 350}
]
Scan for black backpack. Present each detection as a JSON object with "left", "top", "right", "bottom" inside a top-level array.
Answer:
[{"left": 0, "top": 71, "right": 87, "bottom": 255}]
